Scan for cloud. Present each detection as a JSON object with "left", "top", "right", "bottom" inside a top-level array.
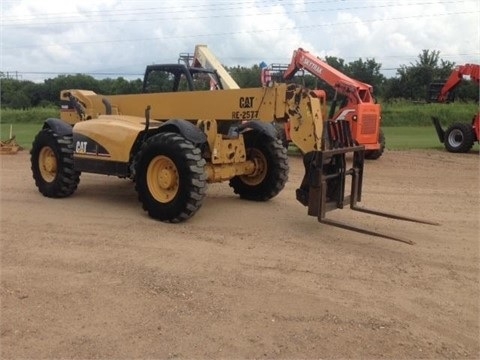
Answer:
[
  {"left": 312, "top": 0, "right": 479, "bottom": 72},
  {"left": 1, "top": 0, "right": 478, "bottom": 81}
]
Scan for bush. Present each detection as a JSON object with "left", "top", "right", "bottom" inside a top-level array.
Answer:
[
  {"left": 380, "top": 100, "right": 478, "bottom": 126},
  {"left": 0, "top": 107, "right": 59, "bottom": 124}
]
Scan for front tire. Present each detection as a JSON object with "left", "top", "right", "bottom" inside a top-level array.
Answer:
[
  {"left": 30, "top": 128, "right": 80, "bottom": 198},
  {"left": 274, "top": 122, "right": 289, "bottom": 149},
  {"left": 229, "top": 132, "right": 289, "bottom": 201},
  {"left": 444, "top": 123, "right": 474, "bottom": 153},
  {"left": 134, "top": 132, "right": 207, "bottom": 223}
]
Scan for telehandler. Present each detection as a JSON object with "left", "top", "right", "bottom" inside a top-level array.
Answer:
[
  {"left": 261, "top": 48, "right": 384, "bottom": 159},
  {"left": 178, "top": 44, "right": 240, "bottom": 90},
  {"left": 31, "top": 62, "right": 436, "bottom": 243},
  {"left": 429, "top": 63, "right": 479, "bottom": 153}
]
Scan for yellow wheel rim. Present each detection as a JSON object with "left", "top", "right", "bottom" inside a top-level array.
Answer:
[
  {"left": 147, "top": 155, "right": 179, "bottom": 203},
  {"left": 38, "top": 146, "right": 57, "bottom": 183},
  {"left": 240, "top": 148, "right": 267, "bottom": 186}
]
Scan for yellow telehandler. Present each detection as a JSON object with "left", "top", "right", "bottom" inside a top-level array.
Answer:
[{"left": 31, "top": 62, "right": 436, "bottom": 243}]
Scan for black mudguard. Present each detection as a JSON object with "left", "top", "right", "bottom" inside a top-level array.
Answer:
[
  {"left": 159, "top": 119, "right": 207, "bottom": 145},
  {"left": 238, "top": 120, "right": 277, "bottom": 139},
  {"left": 43, "top": 118, "right": 73, "bottom": 136}
]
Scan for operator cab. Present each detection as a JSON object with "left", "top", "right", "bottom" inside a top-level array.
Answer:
[{"left": 142, "top": 64, "right": 223, "bottom": 93}]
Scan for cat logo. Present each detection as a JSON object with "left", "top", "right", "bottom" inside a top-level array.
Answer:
[
  {"left": 75, "top": 141, "right": 87, "bottom": 153},
  {"left": 239, "top": 96, "right": 254, "bottom": 108}
]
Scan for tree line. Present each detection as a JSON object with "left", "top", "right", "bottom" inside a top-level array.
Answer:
[{"left": 1, "top": 50, "right": 477, "bottom": 110}]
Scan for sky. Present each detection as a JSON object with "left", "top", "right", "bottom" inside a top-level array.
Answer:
[{"left": 1, "top": 0, "right": 479, "bottom": 82}]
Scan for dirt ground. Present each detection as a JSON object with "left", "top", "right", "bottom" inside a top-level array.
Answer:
[{"left": 1, "top": 149, "right": 479, "bottom": 359}]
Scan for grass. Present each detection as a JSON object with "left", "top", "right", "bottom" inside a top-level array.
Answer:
[
  {"left": 1, "top": 123, "right": 43, "bottom": 149},
  {"left": 3, "top": 122, "right": 477, "bottom": 152},
  {"left": 287, "top": 126, "right": 478, "bottom": 153},
  {"left": 382, "top": 126, "right": 445, "bottom": 150},
  {"left": 0, "top": 102, "right": 477, "bottom": 151},
  {"left": 1, "top": 100, "right": 477, "bottom": 126}
]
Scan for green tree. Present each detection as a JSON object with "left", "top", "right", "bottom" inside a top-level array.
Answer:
[
  {"left": 43, "top": 74, "right": 100, "bottom": 105},
  {"left": 325, "top": 56, "right": 347, "bottom": 72},
  {"left": 384, "top": 49, "right": 457, "bottom": 101},
  {"left": 9, "top": 91, "right": 31, "bottom": 109},
  {"left": 113, "top": 77, "right": 142, "bottom": 94},
  {"left": 1, "top": 78, "right": 35, "bottom": 108},
  {"left": 23, "top": 82, "right": 49, "bottom": 107},
  {"left": 417, "top": 49, "right": 440, "bottom": 67},
  {"left": 345, "top": 58, "right": 386, "bottom": 97},
  {"left": 228, "top": 65, "right": 262, "bottom": 88}
]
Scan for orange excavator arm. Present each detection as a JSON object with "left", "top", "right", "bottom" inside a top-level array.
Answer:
[
  {"left": 279, "top": 48, "right": 383, "bottom": 157},
  {"left": 283, "top": 48, "right": 375, "bottom": 104},
  {"left": 437, "top": 64, "right": 480, "bottom": 102}
]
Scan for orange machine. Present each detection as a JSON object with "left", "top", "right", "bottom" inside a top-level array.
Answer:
[
  {"left": 430, "top": 63, "right": 479, "bottom": 153},
  {"left": 265, "top": 48, "right": 384, "bottom": 159}
]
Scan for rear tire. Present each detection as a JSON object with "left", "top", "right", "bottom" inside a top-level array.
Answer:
[
  {"left": 229, "top": 132, "right": 288, "bottom": 201},
  {"left": 30, "top": 128, "right": 80, "bottom": 198},
  {"left": 134, "top": 132, "right": 207, "bottom": 222},
  {"left": 444, "top": 123, "right": 474, "bottom": 153}
]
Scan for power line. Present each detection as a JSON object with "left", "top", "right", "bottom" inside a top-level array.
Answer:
[
  {"left": 3, "top": 10, "right": 476, "bottom": 50},
  {"left": 5, "top": 51, "right": 478, "bottom": 80},
  {"left": 3, "top": 71, "right": 143, "bottom": 77},
  {"left": 2, "top": 0, "right": 470, "bottom": 27}
]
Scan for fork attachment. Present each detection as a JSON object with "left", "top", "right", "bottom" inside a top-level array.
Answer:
[{"left": 296, "top": 120, "right": 439, "bottom": 245}]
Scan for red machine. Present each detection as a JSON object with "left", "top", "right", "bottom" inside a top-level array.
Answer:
[
  {"left": 431, "top": 63, "right": 479, "bottom": 153},
  {"left": 264, "top": 48, "right": 384, "bottom": 159}
]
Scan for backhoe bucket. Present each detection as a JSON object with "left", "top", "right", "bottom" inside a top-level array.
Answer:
[{"left": 297, "top": 120, "right": 439, "bottom": 244}]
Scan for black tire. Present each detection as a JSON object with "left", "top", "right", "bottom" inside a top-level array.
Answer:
[
  {"left": 134, "top": 132, "right": 207, "bottom": 223},
  {"left": 229, "top": 132, "right": 289, "bottom": 201},
  {"left": 365, "top": 129, "right": 385, "bottom": 160},
  {"left": 444, "top": 123, "right": 475, "bottom": 153},
  {"left": 274, "top": 122, "right": 289, "bottom": 149},
  {"left": 30, "top": 128, "right": 80, "bottom": 198}
]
